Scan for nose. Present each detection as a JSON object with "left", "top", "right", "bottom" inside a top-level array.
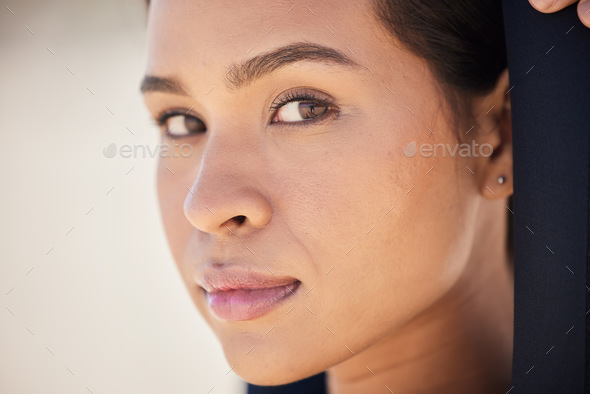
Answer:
[{"left": 183, "top": 142, "right": 273, "bottom": 236}]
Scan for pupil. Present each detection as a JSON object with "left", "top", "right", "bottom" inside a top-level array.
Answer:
[{"left": 298, "top": 102, "right": 326, "bottom": 119}]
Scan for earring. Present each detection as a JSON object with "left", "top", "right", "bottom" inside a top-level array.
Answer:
[{"left": 497, "top": 175, "right": 506, "bottom": 185}]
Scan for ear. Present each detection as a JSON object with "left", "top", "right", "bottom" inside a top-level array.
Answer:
[{"left": 470, "top": 68, "right": 513, "bottom": 200}]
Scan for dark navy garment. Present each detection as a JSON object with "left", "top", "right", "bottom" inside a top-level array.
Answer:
[
  {"left": 501, "top": 1, "right": 590, "bottom": 393},
  {"left": 247, "top": 372, "right": 326, "bottom": 394}
]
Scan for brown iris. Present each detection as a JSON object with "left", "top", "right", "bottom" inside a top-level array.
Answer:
[
  {"left": 183, "top": 115, "right": 206, "bottom": 134},
  {"left": 297, "top": 102, "right": 329, "bottom": 120}
]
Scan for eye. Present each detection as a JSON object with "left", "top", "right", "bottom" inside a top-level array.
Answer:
[
  {"left": 156, "top": 111, "right": 206, "bottom": 137},
  {"left": 270, "top": 89, "right": 336, "bottom": 125},
  {"left": 272, "top": 101, "right": 330, "bottom": 123}
]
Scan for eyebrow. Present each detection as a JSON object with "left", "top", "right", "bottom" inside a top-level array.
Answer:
[
  {"left": 140, "top": 75, "right": 187, "bottom": 95},
  {"left": 140, "top": 42, "right": 361, "bottom": 95}
]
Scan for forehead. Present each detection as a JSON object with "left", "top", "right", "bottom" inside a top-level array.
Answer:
[{"left": 145, "top": 0, "right": 392, "bottom": 84}]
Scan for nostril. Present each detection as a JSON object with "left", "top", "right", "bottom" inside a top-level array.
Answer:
[{"left": 233, "top": 215, "right": 247, "bottom": 225}]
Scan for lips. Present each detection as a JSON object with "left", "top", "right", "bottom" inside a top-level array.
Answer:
[{"left": 195, "top": 266, "right": 301, "bottom": 321}]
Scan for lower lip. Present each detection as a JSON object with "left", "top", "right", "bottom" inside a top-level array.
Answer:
[{"left": 205, "top": 281, "right": 301, "bottom": 321}]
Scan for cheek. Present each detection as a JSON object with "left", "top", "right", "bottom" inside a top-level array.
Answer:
[
  {"left": 299, "top": 170, "right": 475, "bottom": 370},
  {"left": 156, "top": 159, "right": 195, "bottom": 264},
  {"left": 156, "top": 160, "right": 219, "bottom": 324},
  {"left": 288, "top": 119, "right": 478, "bottom": 360}
]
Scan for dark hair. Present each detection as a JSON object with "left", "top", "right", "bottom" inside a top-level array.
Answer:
[
  {"left": 372, "top": 0, "right": 513, "bottom": 259},
  {"left": 372, "top": 0, "right": 507, "bottom": 132}
]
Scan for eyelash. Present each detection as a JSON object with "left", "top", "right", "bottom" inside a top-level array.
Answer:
[
  {"left": 270, "top": 91, "right": 335, "bottom": 116},
  {"left": 153, "top": 90, "right": 338, "bottom": 134}
]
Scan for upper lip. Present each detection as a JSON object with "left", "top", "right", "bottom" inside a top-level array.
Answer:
[{"left": 195, "top": 264, "right": 299, "bottom": 293}]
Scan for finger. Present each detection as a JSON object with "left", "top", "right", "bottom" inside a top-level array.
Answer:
[
  {"left": 529, "top": 0, "right": 578, "bottom": 13},
  {"left": 579, "top": 0, "right": 590, "bottom": 27}
]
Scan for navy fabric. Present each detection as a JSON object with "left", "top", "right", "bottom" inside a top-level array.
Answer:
[
  {"left": 501, "top": 1, "right": 590, "bottom": 393},
  {"left": 247, "top": 372, "right": 326, "bottom": 394}
]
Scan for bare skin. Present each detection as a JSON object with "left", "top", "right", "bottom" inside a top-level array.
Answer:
[
  {"left": 327, "top": 205, "right": 514, "bottom": 394},
  {"left": 142, "top": 1, "right": 514, "bottom": 393}
]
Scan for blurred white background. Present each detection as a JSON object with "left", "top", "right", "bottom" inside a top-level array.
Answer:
[{"left": 0, "top": 1, "right": 244, "bottom": 393}]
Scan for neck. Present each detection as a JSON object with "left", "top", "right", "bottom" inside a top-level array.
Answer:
[{"left": 326, "top": 204, "right": 514, "bottom": 394}]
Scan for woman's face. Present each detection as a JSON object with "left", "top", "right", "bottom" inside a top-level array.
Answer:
[{"left": 143, "top": 0, "right": 493, "bottom": 385}]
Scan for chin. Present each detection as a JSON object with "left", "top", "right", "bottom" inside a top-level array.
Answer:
[
  {"left": 221, "top": 344, "right": 324, "bottom": 387},
  {"left": 232, "top": 364, "right": 312, "bottom": 387}
]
